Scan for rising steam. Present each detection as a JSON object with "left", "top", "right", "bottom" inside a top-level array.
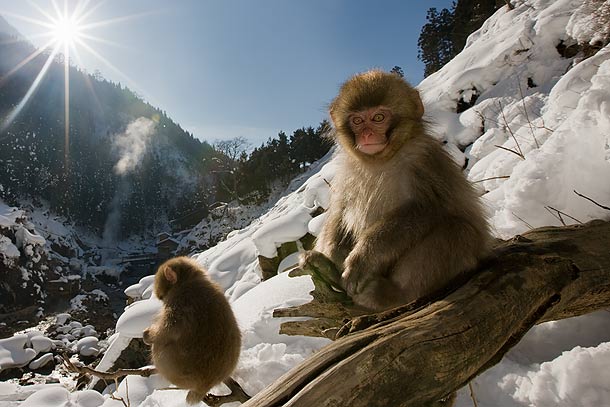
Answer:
[
  {"left": 102, "top": 117, "right": 156, "bottom": 251},
  {"left": 113, "top": 117, "right": 156, "bottom": 175}
]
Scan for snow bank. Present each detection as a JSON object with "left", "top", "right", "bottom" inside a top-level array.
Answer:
[
  {"left": 503, "top": 343, "right": 610, "bottom": 407},
  {"left": 419, "top": 0, "right": 610, "bottom": 238}
]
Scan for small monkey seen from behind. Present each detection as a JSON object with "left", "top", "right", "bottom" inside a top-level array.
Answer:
[
  {"left": 301, "top": 70, "right": 491, "bottom": 311},
  {"left": 143, "top": 256, "right": 241, "bottom": 405}
]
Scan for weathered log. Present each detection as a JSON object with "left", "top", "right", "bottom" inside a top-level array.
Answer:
[{"left": 243, "top": 220, "right": 610, "bottom": 407}]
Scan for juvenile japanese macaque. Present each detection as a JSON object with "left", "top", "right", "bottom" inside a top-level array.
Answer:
[
  {"left": 301, "top": 70, "right": 491, "bottom": 312},
  {"left": 143, "top": 256, "right": 241, "bottom": 405}
]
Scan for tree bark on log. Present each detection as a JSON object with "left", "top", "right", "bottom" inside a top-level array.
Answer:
[{"left": 243, "top": 220, "right": 610, "bottom": 407}]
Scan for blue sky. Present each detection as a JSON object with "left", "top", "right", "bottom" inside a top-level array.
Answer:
[{"left": 0, "top": 0, "right": 453, "bottom": 147}]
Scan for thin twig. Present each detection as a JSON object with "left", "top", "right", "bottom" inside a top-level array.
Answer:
[
  {"left": 110, "top": 378, "right": 128, "bottom": 407},
  {"left": 511, "top": 212, "right": 534, "bottom": 229},
  {"left": 494, "top": 145, "right": 525, "bottom": 159},
  {"left": 545, "top": 206, "right": 583, "bottom": 225},
  {"left": 545, "top": 206, "right": 566, "bottom": 226},
  {"left": 472, "top": 175, "right": 510, "bottom": 183},
  {"left": 574, "top": 190, "right": 610, "bottom": 211},
  {"left": 468, "top": 382, "right": 479, "bottom": 407},
  {"left": 497, "top": 100, "right": 525, "bottom": 158},
  {"left": 61, "top": 353, "right": 157, "bottom": 380},
  {"left": 517, "top": 78, "right": 540, "bottom": 148}
]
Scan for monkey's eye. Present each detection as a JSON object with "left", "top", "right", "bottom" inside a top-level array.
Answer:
[
  {"left": 372, "top": 113, "right": 385, "bottom": 122},
  {"left": 352, "top": 117, "right": 364, "bottom": 125}
]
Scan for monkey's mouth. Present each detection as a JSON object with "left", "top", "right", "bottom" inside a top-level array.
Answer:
[{"left": 357, "top": 142, "right": 388, "bottom": 155}]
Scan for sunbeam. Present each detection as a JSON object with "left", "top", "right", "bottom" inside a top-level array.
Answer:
[
  {"left": 0, "top": 0, "right": 151, "bottom": 171},
  {"left": 0, "top": 38, "right": 55, "bottom": 87},
  {"left": 1, "top": 43, "right": 61, "bottom": 132}
]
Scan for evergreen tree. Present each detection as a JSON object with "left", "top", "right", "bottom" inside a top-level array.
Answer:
[
  {"left": 390, "top": 66, "right": 405, "bottom": 78},
  {"left": 418, "top": 7, "right": 455, "bottom": 77},
  {"left": 418, "top": 1, "right": 504, "bottom": 77}
]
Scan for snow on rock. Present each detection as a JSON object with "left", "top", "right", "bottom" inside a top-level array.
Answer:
[
  {"left": 566, "top": 0, "right": 610, "bottom": 46},
  {"left": 21, "top": 387, "right": 105, "bottom": 407},
  {"left": 0, "top": 335, "right": 37, "bottom": 372},
  {"left": 0, "top": 201, "right": 25, "bottom": 227},
  {"left": 15, "top": 225, "right": 45, "bottom": 248},
  {"left": 76, "top": 336, "right": 100, "bottom": 357},
  {"left": 115, "top": 296, "right": 162, "bottom": 339},
  {"left": 251, "top": 205, "right": 313, "bottom": 258},
  {"left": 481, "top": 46, "right": 610, "bottom": 237},
  {"left": 28, "top": 353, "right": 54, "bottom": 370},
  {"left": 55, "top": 313, "right": 71, "bottom": 326},
  {"left": 0, "top": 235, "right": 20, "bottom": 261},
  {"left": 124, "top": 275, "right": 155, "bottom": 300},
  {"left": 30, "top": 335, "right": 54, "bottom": 354}
]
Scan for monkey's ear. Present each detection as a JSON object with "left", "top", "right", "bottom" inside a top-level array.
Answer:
[
  {"left": 412, "top": 90, "right": 424, "bottom": 118},
  {"left": 163, "top": 266, "right": 178, "bottom": 284},
  {"left": 329, "top": 106, "right": 337, "bottom": 126}
]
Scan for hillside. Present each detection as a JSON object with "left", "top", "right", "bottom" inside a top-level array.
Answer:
[
  {"left": 0, "top": 27, "right": 215, "bottom": 238},
  {"left": 1, "top": 0, "right": 610, "bottom": 406}
]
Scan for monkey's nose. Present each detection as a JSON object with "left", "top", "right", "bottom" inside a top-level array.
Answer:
[{"left": 361, "top": 129, "right": 374, "bottom": 142}]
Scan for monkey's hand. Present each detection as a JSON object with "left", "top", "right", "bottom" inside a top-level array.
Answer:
[
  {"left": 342, "top": 241, "right": 386, "bottom": 296},
  {"left": 297, "top": 250, "right": 352, "bottom": 304},
  {"left": 142, "top": 327, "right": 154, "bottom": 345},
  {"left": 299, "top": 250, "right": 343, "bottom": 287}
]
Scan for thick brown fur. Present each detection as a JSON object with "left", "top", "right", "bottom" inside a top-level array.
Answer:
[
  {"left": 143, "top": 256, "right": 241, "bottom": 404},
  {"left": 302, "top": 70, "right": 492, "bottom": 311}
]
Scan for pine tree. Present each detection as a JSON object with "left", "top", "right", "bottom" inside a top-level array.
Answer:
[{"left": 417, "top": 7, "right": 455, "bottom": 77}]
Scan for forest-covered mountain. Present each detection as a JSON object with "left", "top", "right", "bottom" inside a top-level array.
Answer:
[
  {"left": 0, "top": 28, "right": 217, "bottom": 238},
  {"left": 0, "top": 22, "right": 333, "bottom": 240}
]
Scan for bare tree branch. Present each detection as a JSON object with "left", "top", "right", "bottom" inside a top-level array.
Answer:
[
  {"left": 574, "top": 190, "right": 610, "bottom": 211},
  {"left": 62, "top": 354, "right": 250, "bottom": 406},
  {"left": 61, "top": 353, "right": 157, "bottom": 381}
]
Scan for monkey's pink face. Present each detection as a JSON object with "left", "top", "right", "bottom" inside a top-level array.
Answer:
[{"left": 349, "top": 107, "right": 392, "bottom": 155}]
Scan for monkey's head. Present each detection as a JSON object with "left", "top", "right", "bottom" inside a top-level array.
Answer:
[
  {"left": 154, "top": 256, "right": 203, "bottom": 301},
  {"left": 329, "top": 70, "right": 424, "bottom": 162}
]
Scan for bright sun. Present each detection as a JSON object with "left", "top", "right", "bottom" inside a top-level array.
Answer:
[
  {"left": 52, "top": 16, "right": 82, "bottom": 45},
  {"left": 0, "top": 0, "right": 137, "bottom": 166}
]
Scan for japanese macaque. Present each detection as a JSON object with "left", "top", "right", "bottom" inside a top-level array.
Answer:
[
  {"left": 301, "top": 70, "right": 491, "bottom": 312},
  {"left": 143, "top": 257, "right": 241, "bottom": 405}
]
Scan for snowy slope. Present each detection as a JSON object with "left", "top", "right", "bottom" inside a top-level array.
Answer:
[
  {"left": 419, "top": 0, "right": 610, "bottom": 238},
  {"left": 5, "top": 1, "right": 610, "bottom": 406}
]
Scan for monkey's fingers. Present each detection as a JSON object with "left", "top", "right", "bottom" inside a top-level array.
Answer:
[
  {"left": 298, "top": 251, "right": 345, "bottom": 293},
  {"left": 304, "top": 265, "right": 354, "bottom": 304}
]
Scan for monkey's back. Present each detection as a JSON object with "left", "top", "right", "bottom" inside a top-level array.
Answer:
[{"left": 153, "top": 272, "right": 241, "bottom": 395}]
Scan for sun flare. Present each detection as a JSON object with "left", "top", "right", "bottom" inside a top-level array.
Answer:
[
  {"left": 0, "top": 0, "right": 143, "bottom": 168},
  {"left": 52, "top": 15, "right": 82, "bottom": 45}
]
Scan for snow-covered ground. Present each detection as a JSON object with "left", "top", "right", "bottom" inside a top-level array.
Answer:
[{"left": 2, "top": 0, "right": 610, "bottom": 406}]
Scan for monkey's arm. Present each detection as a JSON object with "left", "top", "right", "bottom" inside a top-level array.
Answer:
[
  {"left": 342, "top": 202, "right": 442, "bottom": 294},
  {"left": 312, "top": 205, "right": 354, "bottom": 268},
  {"left": 142, "top": 315, "right": 183, "bottom": 346}
]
